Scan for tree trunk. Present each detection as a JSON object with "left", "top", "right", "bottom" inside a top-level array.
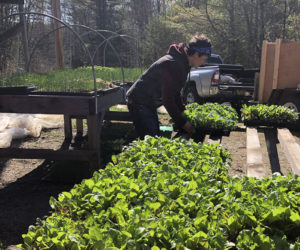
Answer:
[
  {"left": 95, "top": 0, "right": 106, "bottom": 29},
  {"left": 52, "top": 0, "right": 64, "bottom": 69},
  {"left": 228, "top": 0, "right": 237, "bottom": 63}
]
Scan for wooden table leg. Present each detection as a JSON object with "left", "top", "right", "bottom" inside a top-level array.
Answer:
[
  {"left": 64, "top": 114, "right": 72, "bottom": 140},
  {"left": 87, "top": 112, "right": 104, "bottom": 171},
  {"left": 76, "top": 118, "right": 83, "bottom": 136}
]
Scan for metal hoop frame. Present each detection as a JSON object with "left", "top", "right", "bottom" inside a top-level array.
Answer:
[{"left": 1, "top": 12, "right": 137, "bottom": 113}]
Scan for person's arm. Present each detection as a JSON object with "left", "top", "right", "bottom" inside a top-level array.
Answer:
[{"left": 161, "top": 65, "right": 192, "bottom": 132}]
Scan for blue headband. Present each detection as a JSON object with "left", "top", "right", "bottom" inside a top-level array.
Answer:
[{"left": 187, "top": 45, "right": 211, "bottom": 56}]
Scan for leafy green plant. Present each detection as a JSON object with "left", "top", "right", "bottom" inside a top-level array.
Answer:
[
  {"left": 241, "top": 104, "right": 299, "bottom": 124},
  {"left": 183, "top": 103, "right": 239, "bottom": 131},
  {"left": 19, "top": 136, "right": 300, "bottom": 249},
  {"left": 0, "top": 66, "right": 143, "bottom": 92}
]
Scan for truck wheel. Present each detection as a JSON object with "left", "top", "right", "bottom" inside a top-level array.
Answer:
[
  {"left": 184, "top": 85, "right": 200, "bottom": 104},
  {"left": 279, "top": 95, "right": 300, "bottom": 113},
  {"left": 279, "top": 95, "right": 300, "bottom": 131}
]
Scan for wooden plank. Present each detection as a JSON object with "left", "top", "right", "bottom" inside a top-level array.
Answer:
[
  {"left": 264, "top": 128, "right": 281, "bottom": 174},
  {"left": 258, "top": 39, "right": 300, "bottom": 100},
  {"left": 246, "top": 127, "right": 265, "bottom": 178},
  {"left": 274, "top": 40, "right": 300, "bottom": 90},
  {"left": 262, "top": 42, "right": 276, "bottom": 103},
  {"left": 0, "top": 148, "right": 96, "bottom": 161},
  {"left": 277, "top": 128, "right": 300, "bottom": 175},
  {"left": 272, "top": 39, "right": 282, "bottom": 90},
  {"left": 64, "top": 115, "right": 72, "bottom": 139},
  {"left": 0, "top": 89, "right": 126, "bottom": 115},
  {"left": 258, "top": 40, "right": 268, "bottom": 103},
  {"left": 104, "top": 111, "right": 132, "bottom": 121},
  {"left": 258, "top": 41, "right": 276, "bottom": 103},
  {"left": 0, "top": 95, "right": 91, "bottom": 115}
]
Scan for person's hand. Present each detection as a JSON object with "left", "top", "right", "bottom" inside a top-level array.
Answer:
[{"left": 183, "top": 121, "right": 194, "bottom": 134}]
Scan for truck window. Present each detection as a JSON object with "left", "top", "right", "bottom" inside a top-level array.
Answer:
[{"left": 207, "top": 55, "right": 223, "bottom": 64}]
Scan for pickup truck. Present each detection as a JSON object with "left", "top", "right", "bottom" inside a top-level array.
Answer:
[{"left": 182, "top": 54, "right": 259, "bottom": 112}]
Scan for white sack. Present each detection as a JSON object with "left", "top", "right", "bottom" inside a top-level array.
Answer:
[{"left": 0, "top": 113, "right": 64, "bottom": 148}]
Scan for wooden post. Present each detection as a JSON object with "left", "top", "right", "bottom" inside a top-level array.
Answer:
[
  {"left": 272, "top": 39, "right": 282, "bottom": 90},
  {"left": 87, "top": 113, "right": 103, "bottom": 171},
  {"left": 258, "top": 41, "right": 277, "bottom": 103},
  {"left": 64, "top": 114, "right": 72, "bottom": 140},
  {"left": 246, "top": 128, "right": 265, "bottom": 178},
  {"left": 258, "top": 40, "right": 268, "bottom": 103},
  {"left": 76, "top": 118, "right": 83, "bottom": 136},
  {"left": 52, "top": 0, "right": 64, "bottom": 69}
]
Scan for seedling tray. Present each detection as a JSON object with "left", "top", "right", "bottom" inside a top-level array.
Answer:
[
  {"left": 0, "top": 85, "right": 36, "bottom": 95},
  {"left": 194, "top": 128, "right": 231, "bottom": 137},
  {"left": 243, "top": 120, "right": 297, "bottom": 128}
]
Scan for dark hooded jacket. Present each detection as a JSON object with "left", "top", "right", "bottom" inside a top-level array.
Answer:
[{"left": 126, "top": 43, "right": 191, "bottom": 128}]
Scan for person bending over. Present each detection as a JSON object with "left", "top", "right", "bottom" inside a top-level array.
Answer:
[{"left": 126, "top": 33, "right": 212, "bottom": 138}]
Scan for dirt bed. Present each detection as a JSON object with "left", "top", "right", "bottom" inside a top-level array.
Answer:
[{"left": 221, "top": 129, "right": 295, "bottom": 178}]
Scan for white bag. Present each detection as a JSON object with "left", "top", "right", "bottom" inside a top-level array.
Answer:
[{"left": 0, "top": 113, "right": 63, "bottom": 148}]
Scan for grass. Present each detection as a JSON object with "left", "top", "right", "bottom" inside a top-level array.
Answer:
[
  {"left": 0, "top": 66, "right": 143, "bottom": 92},
  {"left": 109, "top": 105, "right": 172, "bottom": 125},
  {"left": 109, "top": 105, "right": 129, "bottom": 112}
]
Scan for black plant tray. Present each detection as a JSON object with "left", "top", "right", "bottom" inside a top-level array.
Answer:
[
  {"left": 172, "top": 125, "right": 233, "bottom": 143},
  {"left": 30, "top": 86, "right": 122, "bottom": 97},
  {"left": 243, "top": 120, "right": 296, "bottom": 128},
  {"left": 194, "top": 127, "right": 232, "bottom": 137},
  {"left": 0, "top": 85, "right": 36, "bottom": 95},
  {"left": 190, "top": 128, "right": 232, "bottom": 143},
  {"left": 173, "top": 127, "right": 232, "bottom": 143}
]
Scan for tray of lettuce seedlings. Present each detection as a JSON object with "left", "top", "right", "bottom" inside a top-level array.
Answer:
[
  {"left": 241, "top": 104, "right": 299, "bottom": 127},
  {"left": 183, "top": 103, "right": 239, "bottom": 137},
  {"left": 19, "top": 136, "right": 300, "bottom": 249}
]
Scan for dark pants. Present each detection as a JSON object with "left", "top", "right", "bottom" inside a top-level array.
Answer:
[{"left": 128, "top": 102, "right": 160, "bottom": 139}]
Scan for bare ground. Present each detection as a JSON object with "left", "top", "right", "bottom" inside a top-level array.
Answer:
[
  {"left": 221, "top": 128, "right": 296, "bottom": 178},
  {"left": 0, "top": 126, "right": 86, "bottom": 248}
]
